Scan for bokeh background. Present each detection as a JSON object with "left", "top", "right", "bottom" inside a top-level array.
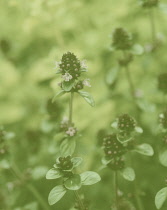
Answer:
[{"left": 1, "top": 0, "right": 167, "bottom": 209}]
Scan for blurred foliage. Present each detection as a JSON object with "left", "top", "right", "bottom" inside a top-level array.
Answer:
[{"left": 1, "top": 0, "right": 167, "bottom": 209}]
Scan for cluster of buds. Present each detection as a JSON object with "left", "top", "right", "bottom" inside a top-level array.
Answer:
[
  {"left": 107, "top": 157, "right": 125, "bottom": 171},
  {"left": 118, "top": 114, "right": 136, "bottom": 135},
  {"left": 55, "top": 52, "right": 91, "bottom": 92},
  {"left": 103, "top": 134, "right": 126, "bottom": 158},
  {"left": 0, "top": 127, "right": 8, "bottom": 157},
  {"left": 141, "top": 0, "right": 159, "bottom": 8},
  {"left": 56, "top": 156, "right": 73, "bottom": 171},
  {"left": 60, "top": 117, "right": 77, "bottom": 137},
  {"left": 111, "top": 28, "right": 133, "bottom": 50},
  {"left": 102, "top": 134, "right": 126, "bottom": 171},
  {"left": 159, "top": 109, "right": 167, "bottom": 129},
  {"left": 158, "top": 73, "right": 167, "bottom": 94}
]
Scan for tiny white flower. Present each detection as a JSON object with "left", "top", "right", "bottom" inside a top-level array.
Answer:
[
  {"left": 81, "top": 60, "right": 87, "bottom": 69},
  {"left": 62, "top": 73, "right": 73, "bottom": 81},
  {"left": 54, "top": 61, "right": 61, "bottom": 69},
  {"left": 83, "top": 79, "right": 91, "bottom": 87},
  {"left": 66, "top": 127, "right": 76, "bottom": 136}
]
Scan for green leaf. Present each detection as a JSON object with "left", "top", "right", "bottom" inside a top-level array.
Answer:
[
  {"left": 105, "top": 67, "right": 119, "bottom": 86},
  {"left": 64, "top": 174, "right": 82, "bottom": 190},
  {"left": 48, "top": 185, "right": 67, "bottom": 205},
  {"left": 101, "top": 157, "right": 112, "bottom": 165},
  {"left": 135, "top": 127, "right": 143, "bottom": 134},
  {"left": 78, "top": 91, "right": 95, "bottom": 107},
  {"left": 62, "top": 80, "right": 75, "bottom": 91},
  {"left": 117, "top": 133, "right": 133, "bottom": 143},
  {"left": 60, "top": 138, "right": 76, "bottom": 156},
  {"left": 80, "top": 171, "right": 101, "bottom": 185},
  {"left": 155, "top": 187, "right": 167, "bottom": 209},
  {"left": 121, "top": 167, "right": 135, "bottom": 181},
  {"left": 130, "top": 44, "right": 144, "bottom": 55},
  {"left": 46, "top": 168, "right": 62, "bottom": 180},
  {"left": 71, "top": 157, "right": 83, "bottom": 168},
  {"left": 159, "top": 150, "right": 167, "bottom": 167},
  {"left": 134, "top": 143, "right": 154, "bottom": 156},
  {"left": 52, "top": 90, "right": 66, "bottom": 102}
]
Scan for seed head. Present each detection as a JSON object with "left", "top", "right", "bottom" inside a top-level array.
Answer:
[{"left": 56, "top": 156, "right": 73, "bottom": 171}]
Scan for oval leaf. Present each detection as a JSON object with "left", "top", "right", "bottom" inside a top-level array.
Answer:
[
  {"left": 46, "top": 168, "right": 62, "bottom": 180},
  {"left": 130, "top": 44, "right": 144, "bottom": 55},
  {"left": 71, "top": 157, "right": 83, "bottom": 168},
  {"left": 48, "top": 185, "right": 67, "bottom": 205},
  {"left": 159, "top": 150, "right": 167, "bottom": 167},
  {"left": 105, "top": 67, "right": 119, "bottom": 86},
  {"left": 155, "top": 187, "right": 167, "bottom": 209},
  {"left": 52, "top": 90, "right": 65, "bottom": 102},
  {"left": 80, "top": 171, "right": 101, "bottom": 186},
  {"left": 121, "top": 167, "right": 135, "bottom": 181},
  {"left": 64, "top": 174, "right": 81, "bottom": 190},
  {"left": 62, "top": 80, "right": 75, "bottom": 91},
  {"left": 78, "top": 91, "right": 95, "bottom": 107},
  {"left": 60, "top": 138, "right": 76, "bottom": 156},
  {"left": 134, "top": 143, "right": 154, "bottom": 156}
]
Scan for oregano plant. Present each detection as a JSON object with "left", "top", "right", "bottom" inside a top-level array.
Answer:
[{"left": 46, "top": 52, "right": 101, "bottom": 209}]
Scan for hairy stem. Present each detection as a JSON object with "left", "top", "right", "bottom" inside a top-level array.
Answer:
[
  {"left": 10, "top": 161, "right": 50, "bottom": 210},
  {"left": 69, "top": 92, "right": 74, "bottom": 126},
  {"left": 74, "top": 190, "right": 85, "bottom": 210},
  {"left": 114, "top": 171, "right": 119, "bottom": 210}
]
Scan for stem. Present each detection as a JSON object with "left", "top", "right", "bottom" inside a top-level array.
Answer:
[
  {"left": 149, "top": 8, "right": 156, "bottom": 45},
  {"left": 69, "top": 92, "right": 74, "bottom": 126},
  {"left": 10, "top": 162, "right": 50, "bottom": 210},
  {"left": 114, "top": 171, "right": 119, "bottom": 210},
  {"left": 123, "top": 51, "right": 136, "bottom": 100},
  {"left": 74, "top": 190, "right": 85, "bottom": 210}
]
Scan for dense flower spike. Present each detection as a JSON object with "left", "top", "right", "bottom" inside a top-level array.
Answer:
[
  {"left": 159, "top": 109, "right": 167, "bottom": 129},
  {"left": 103, "top": 134, "right": 126, "bottom": 158},
  {"left": 57, "top": 52, "right": 82, "bottom": 79},
  {"left": 118, "top": 114, "right": 136, "bottom": 134},
  {"left": 158, "top": 73, "right": 167, "bottom": 94},
  {"left": 107, "top": 157, "right": 125, "bottom": 171},
  {"left": 141, "top": 0, "right": 159, "bottom": 8},
  {"left": 112, "top": 28, "right": 133, "bottom": 50}
]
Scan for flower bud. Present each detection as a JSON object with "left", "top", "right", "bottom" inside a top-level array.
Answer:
[
  {"left": 118, "top": 114, "right": 136, "bottom": 134},
  {"left": 103, "top": 134, "right": 126, "bottom": 158},
  {"left": 112, "top": 28, "right": 133, "bottom": 50}
]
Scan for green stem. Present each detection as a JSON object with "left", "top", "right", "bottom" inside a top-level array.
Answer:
[
  {"left": 74, "top": 190, "right": 85, "bottom": 210},
  {"left": 69, "top": 92, "right": 74, "bottom": 126},
  {"left": 149, "top": 8, "right": 156, "bottom": 45},
  {"left": 10, "top": 162, "right": 50, "bottom": 210},
  {"left": 123, "top": 51, "right": 136, "bottom": 100},
  {"left": 114, "top": 171, "right": 119, "bottom": 210}
]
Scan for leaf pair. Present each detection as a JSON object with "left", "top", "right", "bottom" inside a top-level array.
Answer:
[{"left": 48, "top": 171, "right": 101, "bottom": 205}]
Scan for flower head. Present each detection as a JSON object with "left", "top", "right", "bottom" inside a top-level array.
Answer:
[
  {"left": 83, "top": 79, "right": 91, "bottom": 87},
  {"left": 62, "top": 73, "right": 73, "bottom": 82},
  {"left": 66, "top": 127, "right": 77, "bottom": 136}
]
